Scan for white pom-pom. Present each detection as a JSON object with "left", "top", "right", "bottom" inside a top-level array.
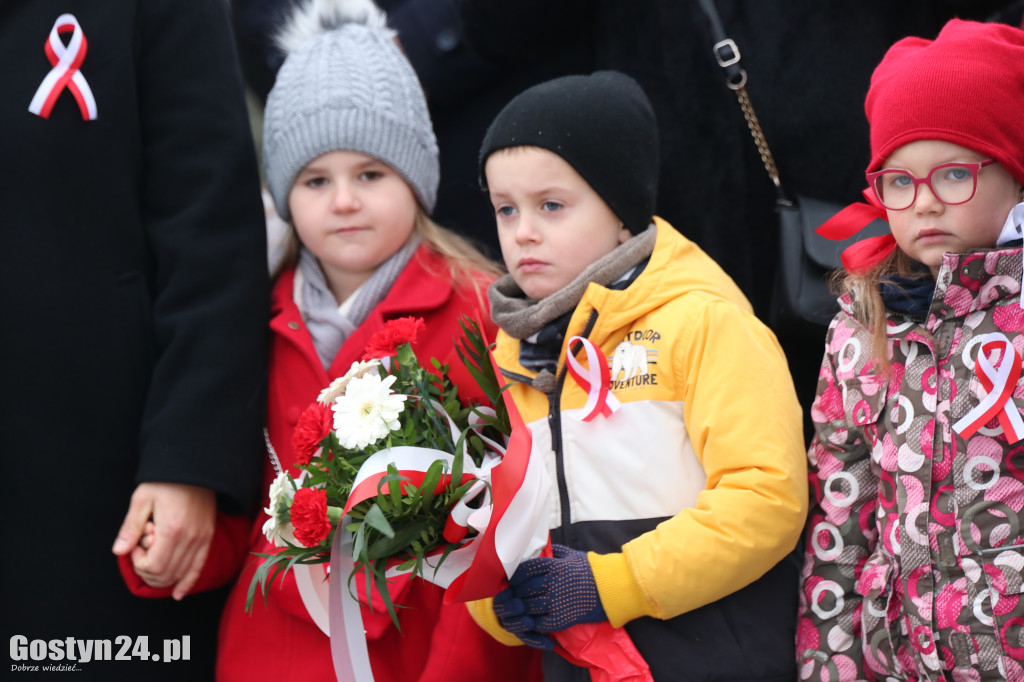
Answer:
[{"left": 276, "top": 0, "right": 391, "bottom": 55}]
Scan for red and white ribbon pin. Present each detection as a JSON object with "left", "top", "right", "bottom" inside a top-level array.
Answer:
[
  {"left": 953, "top": 333, "right": 1024, "bottom": 443},
  {"left": 566, "top": 336, "right": 621, "bottom": 422},
  {"left": 28, "top": 14, "right": 98, "bottom": 121}
]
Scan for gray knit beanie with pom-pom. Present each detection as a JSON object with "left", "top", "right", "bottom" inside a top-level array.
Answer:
[{"left": 263, "top": 0, "right": 439, "bottom": 221}]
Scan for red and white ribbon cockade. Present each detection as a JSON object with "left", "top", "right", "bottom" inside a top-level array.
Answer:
[
  {"left": 566, "top": 336, "right": 622, "bottom": 422},
  {"left": 28, "top": 14, "right": 97, "bottom": 121},
  {"left": 953, "top": 332, "right": 1024, "bottom": 443}
]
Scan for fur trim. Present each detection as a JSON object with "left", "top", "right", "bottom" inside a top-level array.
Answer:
[{"left": 276, "top": 0, "right": 392, "bottom": 55}]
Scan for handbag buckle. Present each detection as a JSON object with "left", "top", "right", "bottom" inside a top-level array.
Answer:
[{"left": 713, "top": 38, "right": 741, "bottom": 67}]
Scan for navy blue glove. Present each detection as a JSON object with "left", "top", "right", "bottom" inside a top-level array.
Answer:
[
  {"left": 493, "top": 544, "right": 607, "bottom": 648},
  {"left": 492, "top": 587, "right": 554, "bottom": 650}
]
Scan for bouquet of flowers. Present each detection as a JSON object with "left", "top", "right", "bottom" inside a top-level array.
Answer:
[
  {"left": 248, "top": 315, "right": 652, "bottom": 682},
  {"left": 248, "top": 316, "right": 509, "bottom": 625}
]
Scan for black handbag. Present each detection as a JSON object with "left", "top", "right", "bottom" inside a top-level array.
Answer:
[
  {"left": 698, "top": 0, "right": 888, "bottom": 328},
  {"left": 775, "top": 198, "right": 889, "bottom": 327}
]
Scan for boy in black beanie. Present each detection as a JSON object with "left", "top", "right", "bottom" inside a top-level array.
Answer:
[{"left": 469, "top": 70, "right": 808, "bottom": 681}]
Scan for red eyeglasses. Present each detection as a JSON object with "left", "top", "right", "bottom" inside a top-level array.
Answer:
[{"left": 866, "top": 159, "right": 996, "bottom": 211}]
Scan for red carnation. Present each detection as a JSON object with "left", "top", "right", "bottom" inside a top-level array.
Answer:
[
  {"left": 291, "top": 402, "right": 333, "bottom": 465},
  {"left": 362, "top": 316, "right": 426, "bottom": 360},
  {"left": 290, "top": 487, "right": 332, "bottom": 547}
]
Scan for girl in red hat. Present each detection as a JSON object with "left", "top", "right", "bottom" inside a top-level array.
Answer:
[{"left": 796, "top": 18, "right": 1024, "bottom": 681}]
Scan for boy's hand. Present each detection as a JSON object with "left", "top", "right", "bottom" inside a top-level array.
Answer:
[
  {"left": 492, "top": 589, "right": 554, "bottom": 650},
  {"left": 493, "top": 544, "right": 607, "bottom": 646}
]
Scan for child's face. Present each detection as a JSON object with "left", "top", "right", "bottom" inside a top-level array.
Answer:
[
  {"left": 289, "top": 150, "right": 418, "bottom": 302},
  {"left": 485, "top": 146, "right": 631, "bottom": 300},
  {"left": 883, "top": 140, "right": 1021, "bottom": 278}
]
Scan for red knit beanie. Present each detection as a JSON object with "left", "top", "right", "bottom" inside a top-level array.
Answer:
[{"left": 866, "top": 19, "right": 1024, "bottom": 186}]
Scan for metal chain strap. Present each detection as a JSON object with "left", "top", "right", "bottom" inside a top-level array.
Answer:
[
  {"left": 700, "top": 0, "right": 792, "bottom": 206},
  {"left": 730, "top": 80, "right": 783, "bottom": 192}
]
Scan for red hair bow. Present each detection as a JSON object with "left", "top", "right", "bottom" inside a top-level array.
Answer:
[{"left": 815, "top": 189, "right": 894, "bottom": 274}]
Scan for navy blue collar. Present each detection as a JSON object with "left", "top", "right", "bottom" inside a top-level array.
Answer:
[{"left": 880, "top": 268, "right": 935, "bottom": 317}]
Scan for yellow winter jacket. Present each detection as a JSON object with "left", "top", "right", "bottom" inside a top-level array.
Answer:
[{"left": 474, "top": 219, "right": 807, "bottom": 648}]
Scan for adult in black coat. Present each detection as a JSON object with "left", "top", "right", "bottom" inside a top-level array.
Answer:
[
  {"left": 0, "top": 1, "right": 268, "bottom": 680},
  {"left": 457, "top": 0, "right": 1016, "bottom": 437}
]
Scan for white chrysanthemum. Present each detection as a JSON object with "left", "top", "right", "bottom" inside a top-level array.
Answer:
[
  {"left": 318, "top": 359, "right": 382, "bottom": 405},
  {"left": 262, "top": 472, "right": 297, "bottom": 546},
  {"left": 331, "top": 373, "right": 406, "bottom": 449}
]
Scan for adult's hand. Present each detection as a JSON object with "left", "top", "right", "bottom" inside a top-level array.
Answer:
[{"left": 112, "top": 482, "right": 216, "bottom": 601}]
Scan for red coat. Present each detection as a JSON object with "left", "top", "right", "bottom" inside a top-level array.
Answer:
[{"left": 215, "top": 246, "right": 540, "bottom": 681}]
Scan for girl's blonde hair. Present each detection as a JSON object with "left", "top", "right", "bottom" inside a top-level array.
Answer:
[
  {"left": 415, "top": 208, "right": 500, "bottom": 268},
  {"left": 272, "top": 209, "right": 502, "bottom": 304},
  {"left": 833, "top": 249, "right": 929, "bottom": 374}
]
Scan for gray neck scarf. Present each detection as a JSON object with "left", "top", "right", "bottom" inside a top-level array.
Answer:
[
  {"left": 489, "top": 225, "right": 657, "bottom": 340},
  {"left": 299, "top": 237, "right": 420, "bottom": 368}
]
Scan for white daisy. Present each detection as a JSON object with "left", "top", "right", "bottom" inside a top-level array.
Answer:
[
  {"left": 331, "top": 373, "right": 406, "bottom": 449},
  {"left": 317, "top": 359, "right": 382, "bottom": 405}
]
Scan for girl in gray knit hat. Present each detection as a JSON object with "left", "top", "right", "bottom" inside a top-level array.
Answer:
[{"left": 213, "top": 1, "right": 541, "bottom": 680}]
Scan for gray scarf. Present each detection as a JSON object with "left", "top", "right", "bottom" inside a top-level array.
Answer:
[
  {"left": 299, "top": 237, "right": 420, "bottom": 368},
  {"left": 490, "top": 225, "right": 657, "bottom": 340}
]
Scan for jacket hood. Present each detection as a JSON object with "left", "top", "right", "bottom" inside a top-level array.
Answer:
[
  {"left": 491, "top": 218, "right": 753, "bottom": 377},
  {"left": 593, "top": 217, "right": 753, "bottom": 329}
]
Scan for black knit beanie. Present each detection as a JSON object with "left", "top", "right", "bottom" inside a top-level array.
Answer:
[{"left": 478, "top": 70, "right": 659, "bottom": 235}]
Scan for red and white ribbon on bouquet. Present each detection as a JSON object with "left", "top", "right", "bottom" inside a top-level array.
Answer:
[
  {"left": 953, "top": 332, "right": 1024, "bottom": 443},
  {"left": 566, "top": 336, "right": 621, "bottom": 422},
  {"left": 310, "top": 394, "right": 534, "bottom": 681},
  {"left": 28, "top": 14, "right": 97, "bottom": 121},
  {"left": 342, "top": 446, "right": 483, "bottom": 518},
  {"left": 294, "top": 441, "right": 498, "bottom": 681},
  {"left": 443, "top": 407, "right": 505, "bottom": 543}
]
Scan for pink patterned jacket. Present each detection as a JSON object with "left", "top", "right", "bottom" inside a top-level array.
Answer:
[{"left": 797, "top": 247, "right": 1024, "bottom": 681}]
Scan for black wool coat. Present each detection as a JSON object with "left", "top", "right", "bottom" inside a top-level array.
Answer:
[{"left": 0, "top": 1, "right": 269, "bottom": 680}]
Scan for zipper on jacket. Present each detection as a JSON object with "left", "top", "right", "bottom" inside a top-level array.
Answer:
[
  {"left": 550, "top": 309, "right": 599, "bottom": 547},
  {"left": 498, "top": 368, "right": 536, "bottom": 385}
]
